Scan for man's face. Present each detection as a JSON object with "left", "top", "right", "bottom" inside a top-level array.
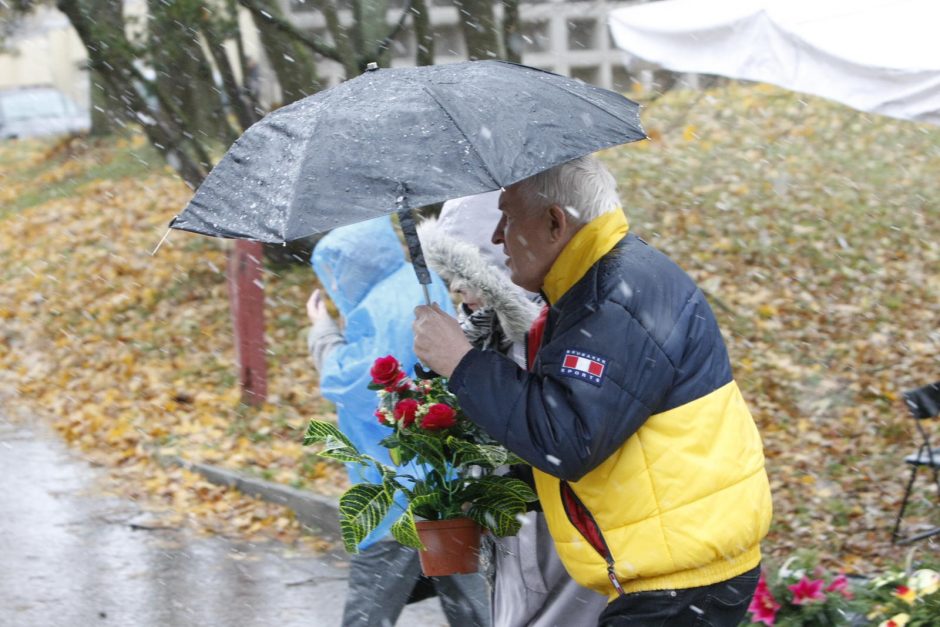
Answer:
[{"left": 492, "top": 185, "right": 559, "bottom": 292}]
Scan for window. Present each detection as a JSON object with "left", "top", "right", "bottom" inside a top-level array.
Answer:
[
  {"left": 611, "top": 66, "right": 637, "bottom": 95},
  {"left": 567, "top": 19, "right": 597, "bottom": 50},
  {"left": 433, "top": 26, "right": 465, "bottom": 56},
  {"left": 519, "top": 20, "right": 550, "bottom": 53},
  {"left": 569, "top": 66, "right": 600, "bottom": 87}
]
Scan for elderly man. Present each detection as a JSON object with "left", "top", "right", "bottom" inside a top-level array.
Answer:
[{"left": 413, "top": 155, "right": 772, "bottom": 626}]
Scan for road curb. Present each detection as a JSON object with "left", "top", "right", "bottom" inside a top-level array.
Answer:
[{"left": 155, "top": 453, "right": 341, "bottom": 541}]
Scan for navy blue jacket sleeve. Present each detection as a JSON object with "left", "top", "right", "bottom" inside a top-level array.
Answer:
[{"left": 448, "top": 301, "right": 677, "bottom": 481}]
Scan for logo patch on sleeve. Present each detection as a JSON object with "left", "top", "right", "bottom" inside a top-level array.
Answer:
[{"left": 560, "top": 349, "right": 608, "bottom": 386}]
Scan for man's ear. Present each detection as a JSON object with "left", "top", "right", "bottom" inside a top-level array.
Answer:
[{"left": 547, "top": 204, "right": 569, "bottom": 242}]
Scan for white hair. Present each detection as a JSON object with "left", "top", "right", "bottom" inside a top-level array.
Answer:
[{"left": 511, "top": 155, "right": 621, "bottom": 225}]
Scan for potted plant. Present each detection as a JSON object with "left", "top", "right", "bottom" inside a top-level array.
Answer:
[{"left": 303, "top": 355, "right": 537, "bottom": 576}]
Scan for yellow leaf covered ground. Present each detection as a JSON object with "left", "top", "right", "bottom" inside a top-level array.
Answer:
[
  {"left": 1, "top": 83, "right": 938, "bottom": 570},
  {"left": 0, "top": 133, "right": 343, "bottom": 549}
]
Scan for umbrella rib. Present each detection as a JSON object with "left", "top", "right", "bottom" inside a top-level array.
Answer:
[
  {"left": 549, "top": 81, "right": 644, "bottom": 135},
  {"left": 419, "top": 83, "right": 502, "bottom": 189},
  {"left": 282, "top": 100, "right": 328, "bottom": 242}
]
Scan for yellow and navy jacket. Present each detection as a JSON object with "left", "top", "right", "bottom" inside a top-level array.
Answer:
[{"left": 448, "top": 210, "right": 772, "bottom": 599}]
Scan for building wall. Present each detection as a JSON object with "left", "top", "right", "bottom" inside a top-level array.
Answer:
[{"left": 0, "top": 7, "right": 89, "bottom": 107}]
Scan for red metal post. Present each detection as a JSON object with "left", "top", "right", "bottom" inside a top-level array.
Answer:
[{"left": 228, "top": 240, "right": 268, "bottom": 405}]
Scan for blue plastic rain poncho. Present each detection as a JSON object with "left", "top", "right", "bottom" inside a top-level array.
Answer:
[{"left": 311, "top": 216, "right": 454, "bottom": 549}]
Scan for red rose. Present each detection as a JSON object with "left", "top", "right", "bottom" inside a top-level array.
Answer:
[
  {"left": 421, "top": 403, "right": 457, "bottom": 430},
  {"left": 393, "top": 399, "right": 420, "bottom": 427},
  {"left": 370, "top": 355, "right": 405, "bottom": 389},
  {"left": 375, "top": 409, "right": 391, "bottom": 426}
]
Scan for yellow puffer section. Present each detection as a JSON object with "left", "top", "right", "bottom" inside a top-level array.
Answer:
[
  {"left": 542, "top": 208, "right": 628, "bottom": 305},
  {"left": 534, "top": 380, "right": 772, "bottom": 599}
]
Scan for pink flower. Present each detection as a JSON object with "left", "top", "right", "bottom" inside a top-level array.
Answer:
[
  {"left": 748, "top": 573, "right": 781, "bottom": 626},
  {"left": 393, "top": 399, "right": 420, "bottom": 427},
  {"left": 826, "top": 573, "right": 853, "bottom": 599},
  {"left": 788, "top": 576, "right": 826, "bottom": 605}
]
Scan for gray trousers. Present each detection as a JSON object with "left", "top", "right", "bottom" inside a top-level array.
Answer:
[
  {"left": 342, "top": 540, "right": 491, "bottom": 627},
  {"left": 491, "top": 512, "right": 608, "bottom": 627}
]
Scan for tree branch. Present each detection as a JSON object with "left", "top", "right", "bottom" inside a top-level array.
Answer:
[
  {"left": 237, "top": 0, "right": 342, "bottom": 62},
  {"left": 314, "top": 0, "right": 358, "bottom": 77},
  {"left": 198, "top": 4, "right": 258, "bottom": 131},
  {"left": 372, "top": 0, "right": 413, "bottom": 61},
  {"left": 58, "top": 0, "right": 210, "bottom": 186}
]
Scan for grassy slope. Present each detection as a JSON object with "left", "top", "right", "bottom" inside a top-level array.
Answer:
[{"left": 0, "top": 83, "right": 937, "bottom": 568}]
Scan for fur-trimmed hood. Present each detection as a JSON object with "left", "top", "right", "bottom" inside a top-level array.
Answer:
[{"left": 417, "top": 217, "right": 540, "bottom": 344}]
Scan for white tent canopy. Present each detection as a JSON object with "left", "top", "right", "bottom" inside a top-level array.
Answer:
[{"left": 608, "top": 0, "right": 940, "bottom": 125}]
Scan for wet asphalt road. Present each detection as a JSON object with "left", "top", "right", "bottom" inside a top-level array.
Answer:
[{"left": 0, "top": 413, "right": 446, "bottom": 627}]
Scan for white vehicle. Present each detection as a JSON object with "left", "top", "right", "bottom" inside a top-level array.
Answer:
[{"left": 0, "top": 85, "right": 91, "bottom": 140}]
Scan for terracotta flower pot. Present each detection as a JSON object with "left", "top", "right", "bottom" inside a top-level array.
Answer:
[{"left": 415, "top": 518, "right": 482, "bottom": 576}]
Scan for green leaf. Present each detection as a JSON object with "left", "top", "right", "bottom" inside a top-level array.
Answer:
[
  {"left": 447, "top": 437, "right": 514, "bottom": 469},
  {"left": 338, "top": 483, "right": 393, "bottom": 553},
  {"left": 303, "top": 420, "right": 354, "bottom": 449},
  {"left": 378, "top": 434, "right": 400, "bottom": 449},
  {"left": 457, "top": 477, "right": 538, "bottom": 536},
  {"left": 409, "top": 492, "right": 444, "bottom": 521},
  {"left": 382, "top": 475, "right": 401, "bottom": 497},
  {"left": 390, "top": 508, "right": 424, "bottom": 550},
  {"left": 466, "top": 503, "right": 526, "bottom": 537},
  {"left": 304, "top": 420, "right": 365, "bottom": 463},
  {"left": 461, "top": 476, "right": 538, "bottom": 504},
  {"left": 317, "top": 443, "right": 366, "bottom": 464},
  {"left": 398, "top": 431, "right": 446, "bottom": 467},
  {"left": 379, "top": 434, "right": 416, "bottom": 466}
]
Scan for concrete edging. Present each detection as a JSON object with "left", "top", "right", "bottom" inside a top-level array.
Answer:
[{"left": 155, "top": 454, "right": 341, "bottom": 541}]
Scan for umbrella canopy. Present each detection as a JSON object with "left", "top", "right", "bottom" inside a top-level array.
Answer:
[
  {"left": 170, "top": 60, "right": 646, "bottom": 244},
  {"left": 608, "top": 0, "right": 940, "bottom": 125}
]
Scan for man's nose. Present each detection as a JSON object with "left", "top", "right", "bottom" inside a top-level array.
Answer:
[{"left": 491, "top": 216, "right": 505, "bottom": 245}]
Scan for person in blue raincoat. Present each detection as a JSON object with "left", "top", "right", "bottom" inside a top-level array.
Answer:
[{"left": 305, "top": 215, "right": 490, "bottom": 627}]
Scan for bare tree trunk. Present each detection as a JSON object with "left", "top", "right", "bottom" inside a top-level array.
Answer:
[
  {"left": 148, "top": 0, "right": 234, "bottom": 144},
  {"left": 412, "top": 0, "right": 434, "bottom": 66},
  {"left": 57, "top": 0, "right": 210, "bottom": 187},
  {"left": 315, "top": 0, "right": 360, "bottom": 78},
  {"left": 84, "top": 0, "right": 125, "bottom": 135},
  {"left": 250, "top": 0, "right": 322, "bottom": 105},
  {"left": 501, "top": 0, "right": 521, "bottom": 63},
  {"left": 198, "top": 8, "right": 258, "bottom": 130},
  {"left": 353, "top": 0, "right": 390, "bottom": 70},
  {"left": 89, "top": 69, "right": 118, "bottom": 136},
  {"left": 454, "top": 0, "right": 502, "bottom": 60}
]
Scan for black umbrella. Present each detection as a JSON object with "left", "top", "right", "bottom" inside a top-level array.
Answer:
[
  {"left": 171, "top": 60, "right": 645, "bottom": 239},
  {"left": 169, "top": 60, "right": 644, "bottom": 305}
]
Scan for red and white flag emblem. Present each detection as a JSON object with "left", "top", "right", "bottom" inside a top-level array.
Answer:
[{"left": 560, "top": 349, "right": 607, "bottom": 386}]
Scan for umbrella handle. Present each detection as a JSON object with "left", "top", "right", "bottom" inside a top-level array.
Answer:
[
  {"left": 414, "top": 284, "right": 440, "bottom": 379},
  {"left": 399, "top": 205, "right": 440, "bottom": 380},
  {"left": 414, "top": 362, "right": 438, "bottom": 380}
]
